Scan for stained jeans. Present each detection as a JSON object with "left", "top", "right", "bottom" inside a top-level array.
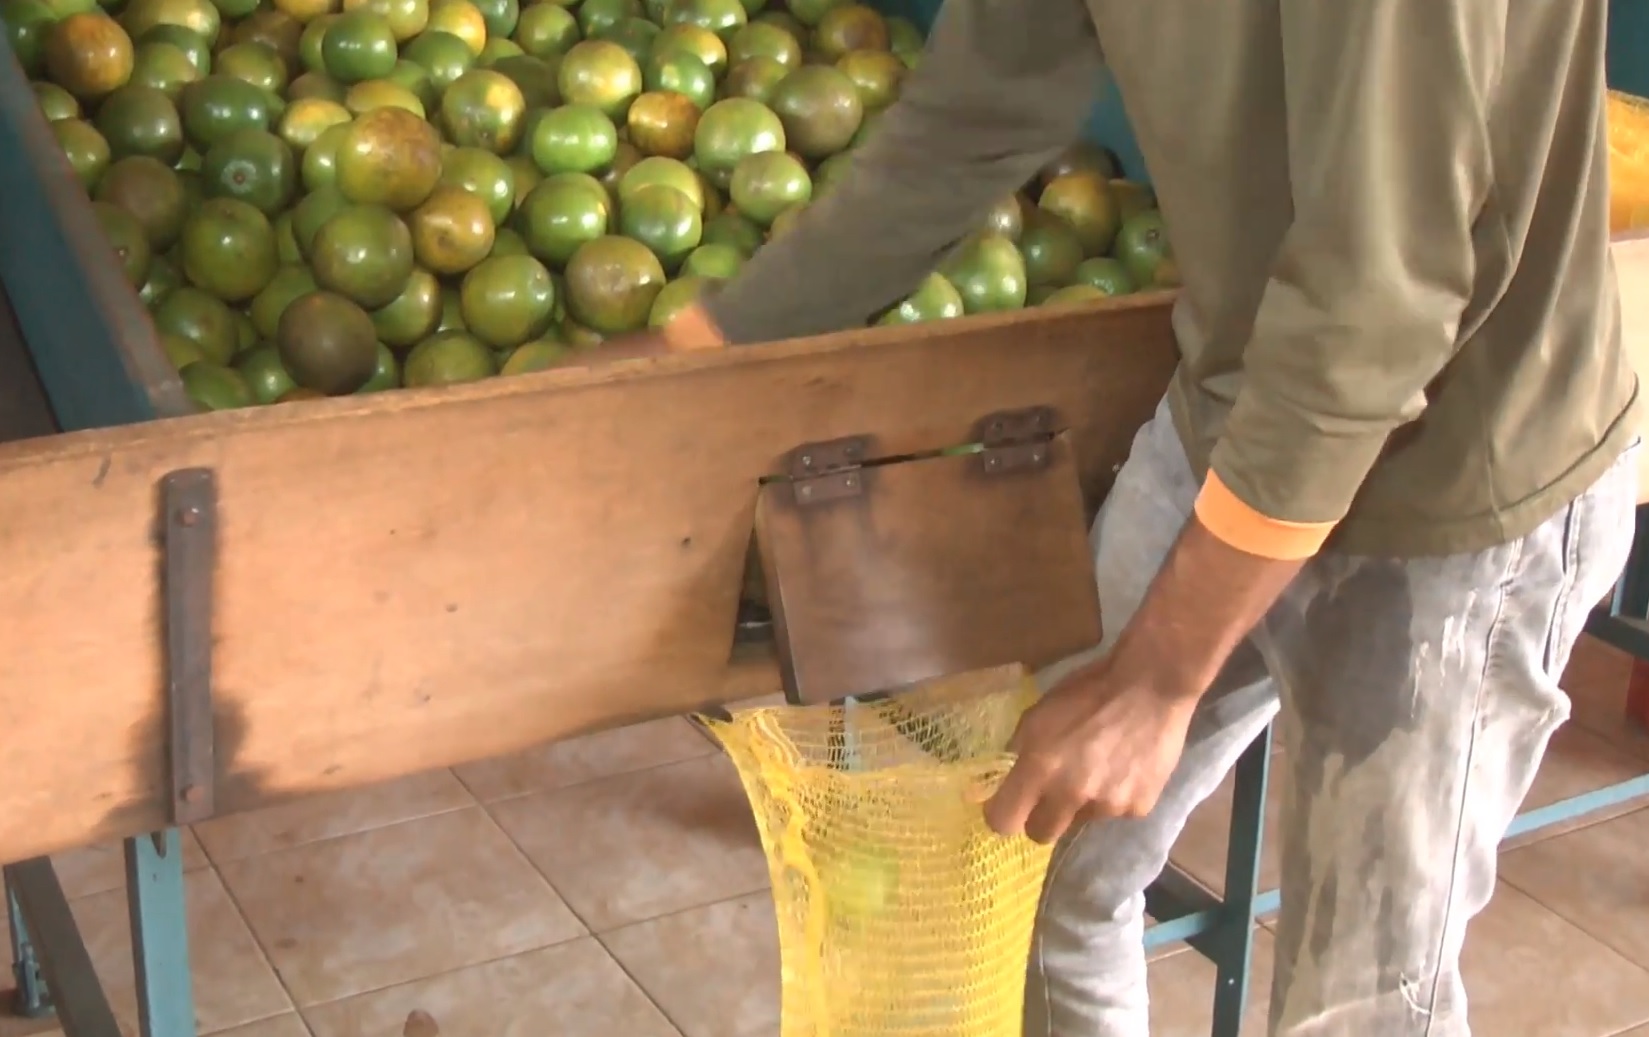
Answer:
[{"left": 1022, "top": 398, "right": 1639, "bottom": 1036}]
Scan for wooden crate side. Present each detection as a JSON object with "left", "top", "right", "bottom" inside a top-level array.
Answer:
[{"left": 0, "top": 298, "right": 1178, "bottom": 863}]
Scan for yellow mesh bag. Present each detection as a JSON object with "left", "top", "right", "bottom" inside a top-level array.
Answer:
[
  {"left": 1610, "top": 90, "right": 1649, "bottom": 233},
  {"left": 702, "top": 667, "right": 1054, "bottom": 1037}
]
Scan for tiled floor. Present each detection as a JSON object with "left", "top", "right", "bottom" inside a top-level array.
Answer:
[{"left": 3, "top": 639, "right": 1648, "bottom": 1037}]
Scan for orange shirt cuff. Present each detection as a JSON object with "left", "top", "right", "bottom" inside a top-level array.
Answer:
[
  {"left": 1193, "top": 471, "right": 1336, "bottom": 561},
  {"left": 661, "top": 303, "right": 727, "bottom": 352}
]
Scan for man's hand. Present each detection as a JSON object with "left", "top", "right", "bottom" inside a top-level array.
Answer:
[{"left": 983, "top": 653, "right": 1200, "bottom": 844}]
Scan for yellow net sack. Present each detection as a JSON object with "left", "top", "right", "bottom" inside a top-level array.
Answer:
[
  {"left": 1611, "top": 90, "right": 1649, "bottom": 233},
  {"left": 702, "top": 668, "right": 1054, "bottom": 1037}
]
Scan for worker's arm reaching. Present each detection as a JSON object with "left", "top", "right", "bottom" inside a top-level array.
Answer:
[
  {"left": 668, "top": 0, "right": 1103, "bottom": 347},
  {"left": 986, "top": 0, "right": 1503, "bottom": 843}
]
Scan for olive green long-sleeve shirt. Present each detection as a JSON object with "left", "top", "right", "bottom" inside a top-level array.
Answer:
[{"left": 703, "top": 0, "right": 1641, "bottom": 557}]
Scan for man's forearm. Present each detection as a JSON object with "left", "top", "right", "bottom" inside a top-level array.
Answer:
[
  {"left": 702, "top": 0, "right": 1102, "bottom": 345},
  {"left": 1107, "top": 514, "right": 1304, "bottom": 704}
]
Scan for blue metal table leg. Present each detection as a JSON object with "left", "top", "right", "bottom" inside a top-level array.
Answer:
[
  {"left": 1205, "top": 726, "right": 1271, "bottom": 1037},
  {"left": 126, "top": 829, "right": 199, "bottom": 1037},
  {"left": 6, "top": 872, "right": 51, "bottom": 1018}
]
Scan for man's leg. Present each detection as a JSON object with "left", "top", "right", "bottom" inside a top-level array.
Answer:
[
  {"left": 1023, "top": 400, "right": 1280, "bottom": 1037},
  {"left": 1261, "top": 445, "right": 1638, "bottom": 1035}
]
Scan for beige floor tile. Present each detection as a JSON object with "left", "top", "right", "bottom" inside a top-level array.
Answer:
[
  {"left": 303, "top": 937, "right": 678, "bottom": 1037},
  {"left": 194, "top": 770, "right": 473, "bottom": 865},
  {"left": 218, "top": 807, "right": 583, "bottom": 1007},
  {"left": 1501, "top": 806, "right": 1649, "bottom": 970},
  {"left": 452, "top": 717, "right": 715, "bottom": 803},
  {"left": 68, "top": 868, "right": 291, "bottom": 1034},
  {"left": 1458, "top": 882, "right": 1649, "bottom": 1036},
  {"left": 50, "top": 830, "right": 212, "bottom": 901},
  {"left": 602, "top": 893, "right": 779, "bottom": 1037},
  {"left": 1505, "top": 722, "right": 1649, "bottom": 848},
  {"left": 0, "top": 1017, "right": 62, "bottom": 1037},
  {"left": 1564, "top": 638, "right": 1649, "bottom": 762},
  {"left": 215, "top": 1015, "right": 311, "bottom": 1037},
  {"left": 489, "top": 754, "right": 769, "bottom": 932}
]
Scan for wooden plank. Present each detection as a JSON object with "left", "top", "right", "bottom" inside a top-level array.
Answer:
[
  {"left": 0, "top": 296, "right": 1178, "bottom": 864},
  {"left": 1614, "top": 233, "right": 1649, "bottom": 502},
  {"left": 757, "top": 434, "right": 1101, "bottom": 704}
]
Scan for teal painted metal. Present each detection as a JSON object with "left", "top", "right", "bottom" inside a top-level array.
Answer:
[
  {"left": 127, "top": 833, "right": 199, "bottom": 1037},
  {"left": 0, "top": 45, "right": 189, "bottom": 430},
  {"left": 1610, "top": 0, "right": 1649, "bottom": 97}
]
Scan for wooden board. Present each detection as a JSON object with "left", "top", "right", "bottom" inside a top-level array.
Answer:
[
  {"left": 0, "top": 296, "right": 1178, "bottom": 864},
  {"left": 757, "top": 433, "right": 1102, "bottom": 704}
]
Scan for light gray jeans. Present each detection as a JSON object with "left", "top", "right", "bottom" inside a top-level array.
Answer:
[{"left": 1023, "top": 398, "right": 1639, "bottom": 1036}]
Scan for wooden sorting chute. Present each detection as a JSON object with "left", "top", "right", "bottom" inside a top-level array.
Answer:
[{"left": 0, "top": 296, "right": 1179, "bottom": 864}]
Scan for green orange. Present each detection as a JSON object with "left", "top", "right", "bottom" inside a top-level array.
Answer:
[
  {"left": 93, "top": 199, "right": 150, "bottom": 285},
  {"left": 215, "top": 40, "right": 288, "bottom": 94},
  {"left": 53, "top": 119, "right": 112, "bottom": 189},
  {"left": 35, "top": 81, "right": 82, "bottom": 121},
  {"left": 663, "top": 0, "right": 744, "bottom": 42},
  {"left": 343, "top": 77, "right": 425, "bottom": 115},
  {"left": 344, "top": 0, "right": 428, "bottom": 42},
  {"left": 178, "top": 73, "right": 274, "bottom": 149},
  {"left": 646, "top": 273, "right": 709, "bottom": 327},
  {"left": 1038, "top": 171, "right": 1117, "bottom": 256},
  {"left": 290, "top": 182, "right": 349, "bottom": 253},
  {"left": 154, "top": 284, "right": 239, "bottom": 362},
  {"left": 180, "top": 361, "right": 255, "bottom": 409},
  {"left": 128, "top": 39, "right": 202, "bottom": 96},
  {"left": 625, "top": 89, "right": 698, "bottom": 159},
  {"left": 938, "top": 233, "right": 1027, "bottom": 314},
  {"left": 94, "top": 154, "right": 185, "bottom": 248},
  {"left": 555, "top": 39, "right": 640, "bottom": 120},
  {"left": 438, "top": 144, "right": 515, "bottom": 220},
  {"left": 402, "top": 329, "right": 496, "bottom": 385},
  {"left": 249, "top": 263, "right": 319, "bottom": 337},
  {"left": 95, "top": 83, "right": 184, "bottom": 162},
  {"left": 811, "top": 2, "right": 884, "bottom": 60},
  {"left": 767, "top": 63, "right": 859, "bottom": 159},
  {"left": 574, "top": 0, "right": 636, "bottom": 36},
  {"left": 595, "top": 15, "right": 656, "bottom": 64},
  {"left": 718, "top": 54, "right": 783, "bottom": 103},
  {"left": 310, "top": 203, "right": 415, "bottom": 306},
  {"left": 642, "top": 48, "right": 713, "bottom": 109},
  {"left": 616, "top": 154, "right": 700, "bottom": 207},
  {"left": 516, "top": 170, "right": 609, "bottom": 266},
  {"left": 424, "top": 0, "right": 484, "bottom": 53},
  {"left": 618, "top": 182, "right": 700, "bottom": 269},
  {"left": 321, "top": 9, "right": 397, "bottom": 82},
  {"left": 728, "top": 148, "right": 806, "bottom": 226},
  {"left": 300, "top": 119, "right": 352, "bottom": 188},
  {"left": 650, "top": 22, "right": 723, "bottom": 76},
  {"left": 333, "top": 104, "right": 441, "bottom": 209},
  {"left": 512, "top": 2, "right": 577, "bottom": 57},
  {"left": 562, "top": 233, "right": 664, "bottom": 333},
  {"left": 276, "top": 94, "right": 351, "bottom": 150},
  {"left": 202, "top": 126, "right": 296, "bottom": 214},
  {"left": 1114, "top": 209, "right": 1172, "bottom": 288},
  {"left": 439, "top": 68, "right": 528, "bottom": 152},
  {"left": 178, "top": 195, "right": 277, "bottom": 300},
  {"left": 458, "top": 253, "right": 556, "bottom": 347},
  {"left": 499, "top": 337, "right": 573, "bottom": 375},
  {"left": 401, "top": 27, "right": 473, "bottom": 89},
  {"left": 276, "top": 289, "right": 380, "bottom": 393},
  {"left": 235, "top": 345, "right": 299, "bottom": 404},
  {"left": 371, "top": 265, "right": 443, "bottom": 346},
  {"left": 45, "top": 12, "right": 135, "bottom": 99},
  {"left": 408, "top": 183, "right": 494, "bottom": 273},
  {"left": 1017, "top": 212, "right": 1083, "bottom": 287},
  {"left": 1071, "top": 256, "right": 1135, "bottom": 296},
  {"left": 876, "top": 271, "right": 962, "bottom": 325},
  {"left": 692, "top": 96, "right": 784, "bottom": 189},
  {"left": 726, "top": 20, "right": 797, "bottom": 67},
  {"left": 680, "top": 241, "right": 742, "bottom": 278},
  {"left": 528, "top": 101, "right": 617, "bottom": 175}
]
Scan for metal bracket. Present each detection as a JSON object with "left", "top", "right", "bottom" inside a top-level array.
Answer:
[
  {"left": 975, "top": 406, "right": 1058, "bottom": 475},
  {"left": 786, "top": 435, "right": 871, "bottom": 506},
  {"left": 160, "top": 468, "right": 218, "bottom": 827}
]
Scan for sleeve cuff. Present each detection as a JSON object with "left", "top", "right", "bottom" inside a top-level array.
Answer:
[
  {"left": 1193, "top": 470, "right": 1336, "bottom": 561},
  {"left": 661, "top": 303, "right": 727, "bottom": 352}
]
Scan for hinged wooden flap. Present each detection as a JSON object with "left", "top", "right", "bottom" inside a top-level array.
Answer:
[{"left": 757, "top": 428, "right": 1103, "bottom": 704}]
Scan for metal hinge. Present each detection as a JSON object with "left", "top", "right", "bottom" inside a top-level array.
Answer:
[
  {"left": 787, "top": 435, "right": 870, "bottom": 506},
  {"left": 976, "top": 407, "right": 1058, "bottom": 475}
]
